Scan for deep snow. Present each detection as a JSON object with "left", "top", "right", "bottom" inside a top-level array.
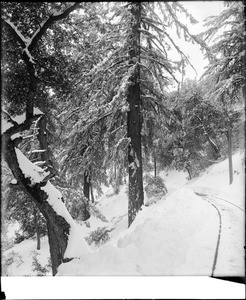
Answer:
[{"left": 2, "top": 151, "right": 245, "bottom": 278}]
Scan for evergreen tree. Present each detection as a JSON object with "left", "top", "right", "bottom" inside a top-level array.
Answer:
[
  {"left": 198, "top": 1, "right": 244, "bottom": 184},
  {"left": 61, "top": 2, "right": 208, "bottom": 226}
]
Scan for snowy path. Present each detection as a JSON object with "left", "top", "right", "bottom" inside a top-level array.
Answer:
[{"left": 196, "top": 192, "right": 245, "bottom": 277}]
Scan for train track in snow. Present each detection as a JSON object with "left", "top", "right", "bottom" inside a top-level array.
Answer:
[
  {"left": 195, "top": 192, "right": 245, "bottom": 277},
  {"left": 206, "top": 194, "right": 244, "bottom": 212}
]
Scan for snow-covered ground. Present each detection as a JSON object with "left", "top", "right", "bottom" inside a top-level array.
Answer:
[{"left": 2, "top": 151, "right": 245, "bottom": 278}]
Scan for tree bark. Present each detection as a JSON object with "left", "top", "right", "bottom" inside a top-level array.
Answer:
[
  {"left": 226, "top": 128, "right": 233, "bottom": 184},
  {"left": 83, "top": 170, "right": 91, "bottom": 220},
  {"left": 3, "top": 136, "right": 71, "bottom": 276},
  {"left": 127, "top": 3, "right": 144, "bottom": 227},
  {"left": 186, "top": 164, "right": 192, "bottom": 180},
  {"left": 83, "top": 170, "right": 90, "bottom": 200},
  {"left": 34, "top": 207, "right": 41, "bottom": 250},
  {"left": 90, "top": 184, "right": 94, "bottom": 203},
  {"left": 153, "top": 152, "right": 157, "bottom": 178}
]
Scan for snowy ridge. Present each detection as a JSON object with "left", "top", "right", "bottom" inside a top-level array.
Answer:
[{"left": 57, "top": 187, "right": 218, "bottom": 275}]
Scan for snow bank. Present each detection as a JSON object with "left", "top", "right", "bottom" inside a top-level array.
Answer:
[
  {"left": 58, "top": 187, "right": 218, "bottom": 275},
  {"left": 2, "top": 237, "right": 51, "bottom": 276},
  {"left": 188, "top": 151, "right": 245, "bottom": 208},
  {"left": 159, "top": 169, "right": 188, "bottom": 192}
]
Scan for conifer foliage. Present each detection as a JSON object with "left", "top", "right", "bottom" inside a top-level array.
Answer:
[
  {"left": 62, "top": 2, "right": 203, "bottom": 226},
  {"left": 2, "top": 2, "right": 243, "bottom": 276}
]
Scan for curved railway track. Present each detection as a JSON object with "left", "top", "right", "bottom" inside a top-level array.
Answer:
[{"left": 195, "top": 192, "right": 245, "bottom": 277}]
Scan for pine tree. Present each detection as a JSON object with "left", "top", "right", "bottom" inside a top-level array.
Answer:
[
  {"left": 62, "top": 2, "right": 207, "bottom": 226},
  {"left": 198, "top": 1, "right": 244, "bottom": 184}
]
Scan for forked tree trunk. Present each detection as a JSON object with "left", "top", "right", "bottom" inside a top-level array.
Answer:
[
  {"left": 127, "top": 3, "right": 144, "bottom": 227},
  {"left": 3, "top": 136, "right": 71, "bottom": 275},
  {"left": 226, "top": 128, "right": 233, "bottom": 184}
]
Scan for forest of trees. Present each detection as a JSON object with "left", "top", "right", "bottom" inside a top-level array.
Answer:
[{"left": 1, "top": 2, "right": 245, "bottom": 275}]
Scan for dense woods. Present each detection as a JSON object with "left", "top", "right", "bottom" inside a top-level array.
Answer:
[{"left": 1, "top": 2, "right": 245, "bottom": 276}]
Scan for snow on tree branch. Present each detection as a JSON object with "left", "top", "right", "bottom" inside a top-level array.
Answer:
[
  {"left": 14, "top": 146, "right": 91, "bottom": 259},
  {"left": 2, "top": 19, "right": 28, "bottom": 47},
  {"left": 1, "top": 108, "right": 44, "bottom": 135},
  {"left": 40, "top": 181, "right": 91, "bottom": 259},
  {"left": 15, "top": 147, "right": 50, "bottom": 185}
]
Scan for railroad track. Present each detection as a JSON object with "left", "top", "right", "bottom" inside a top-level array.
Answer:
[{"left": 195, "top": 192, "right": 245, "bottom": 277}]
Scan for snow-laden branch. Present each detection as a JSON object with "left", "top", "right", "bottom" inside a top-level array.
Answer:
[
  {"left": 15, "top": 147, "right": 50, "bottom": 185},
  {"left": 40, "top": 181, "right": 91, "bottom": 259},
  {"left": 28, "top": 2, "right": 81, "bottom": 52},
  {"left": 2, "top": 19, "right": 28, "bottom": 48},
  {"left": 2, "top": 2, "right": 81, "bottom": 55},
  {"left": 13, "top": 145, "right": 91, "bottom": 259},
  {"left": 1, "top": 107, "right": 44, "bottom": 135}
]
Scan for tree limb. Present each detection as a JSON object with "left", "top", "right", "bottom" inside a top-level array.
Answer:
[
  {"left": 1, "top": 18, "right": 26, "bottom": 47},
  {"left": 28, "top": 2, "right": 82, "bottom": 52}
]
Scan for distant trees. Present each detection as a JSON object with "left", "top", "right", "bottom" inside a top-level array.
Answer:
[{"left": 198, "top": 1, "right": 244, "bottom": 184}]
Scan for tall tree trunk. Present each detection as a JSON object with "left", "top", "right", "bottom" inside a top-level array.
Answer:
[
  {"left": 83, "top": 170, "right": 90, "bottom": 200},
  {"left": 90, "top": 184, "right": 94, "bottom": 203},
  {"left": 186, "top": 165, "right": 192, "bottom": 180},
  {"left": 127, "top": 3, "right": 144, "bottom": 227},
  {"left": 34, "top": 207, "right": 41, "bottom": 250},
  {"left": 153, "top": 151, "right": 157, "bottom": 178},
  {"left": 226, "top": 128, "right": 233, "bottom": 184},
  {"left": 83, "top": 170, "right": 91, "bottom": 220},
  {"left": 3, "top": 136, "right": 71, "bottom": 276}
]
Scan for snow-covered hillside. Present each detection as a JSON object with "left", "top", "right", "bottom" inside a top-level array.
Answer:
[{"left": 2, "top": 151, "right": 245, "bottom": 277}]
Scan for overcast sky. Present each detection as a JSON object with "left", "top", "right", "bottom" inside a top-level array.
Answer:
[{"left": 172, "top": 1, "right": 225, "bottom": 85}]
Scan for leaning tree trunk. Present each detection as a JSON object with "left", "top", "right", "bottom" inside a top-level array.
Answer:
[
  {"left": 3, "top": 134, "right": 71, "bottom": 276},
  {"left": 127, "top": 2, "right": 144, "bottom": 227},
  {"left": 2, "top": 2, "right": 85, "bottom": 276},
  {"left": 226, "top": 127, "right": 233, "bottom": 185}
]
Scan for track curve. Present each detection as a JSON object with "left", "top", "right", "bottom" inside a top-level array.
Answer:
[{"left": 195, "top": 192, "right": 245, "bottom": 277}]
